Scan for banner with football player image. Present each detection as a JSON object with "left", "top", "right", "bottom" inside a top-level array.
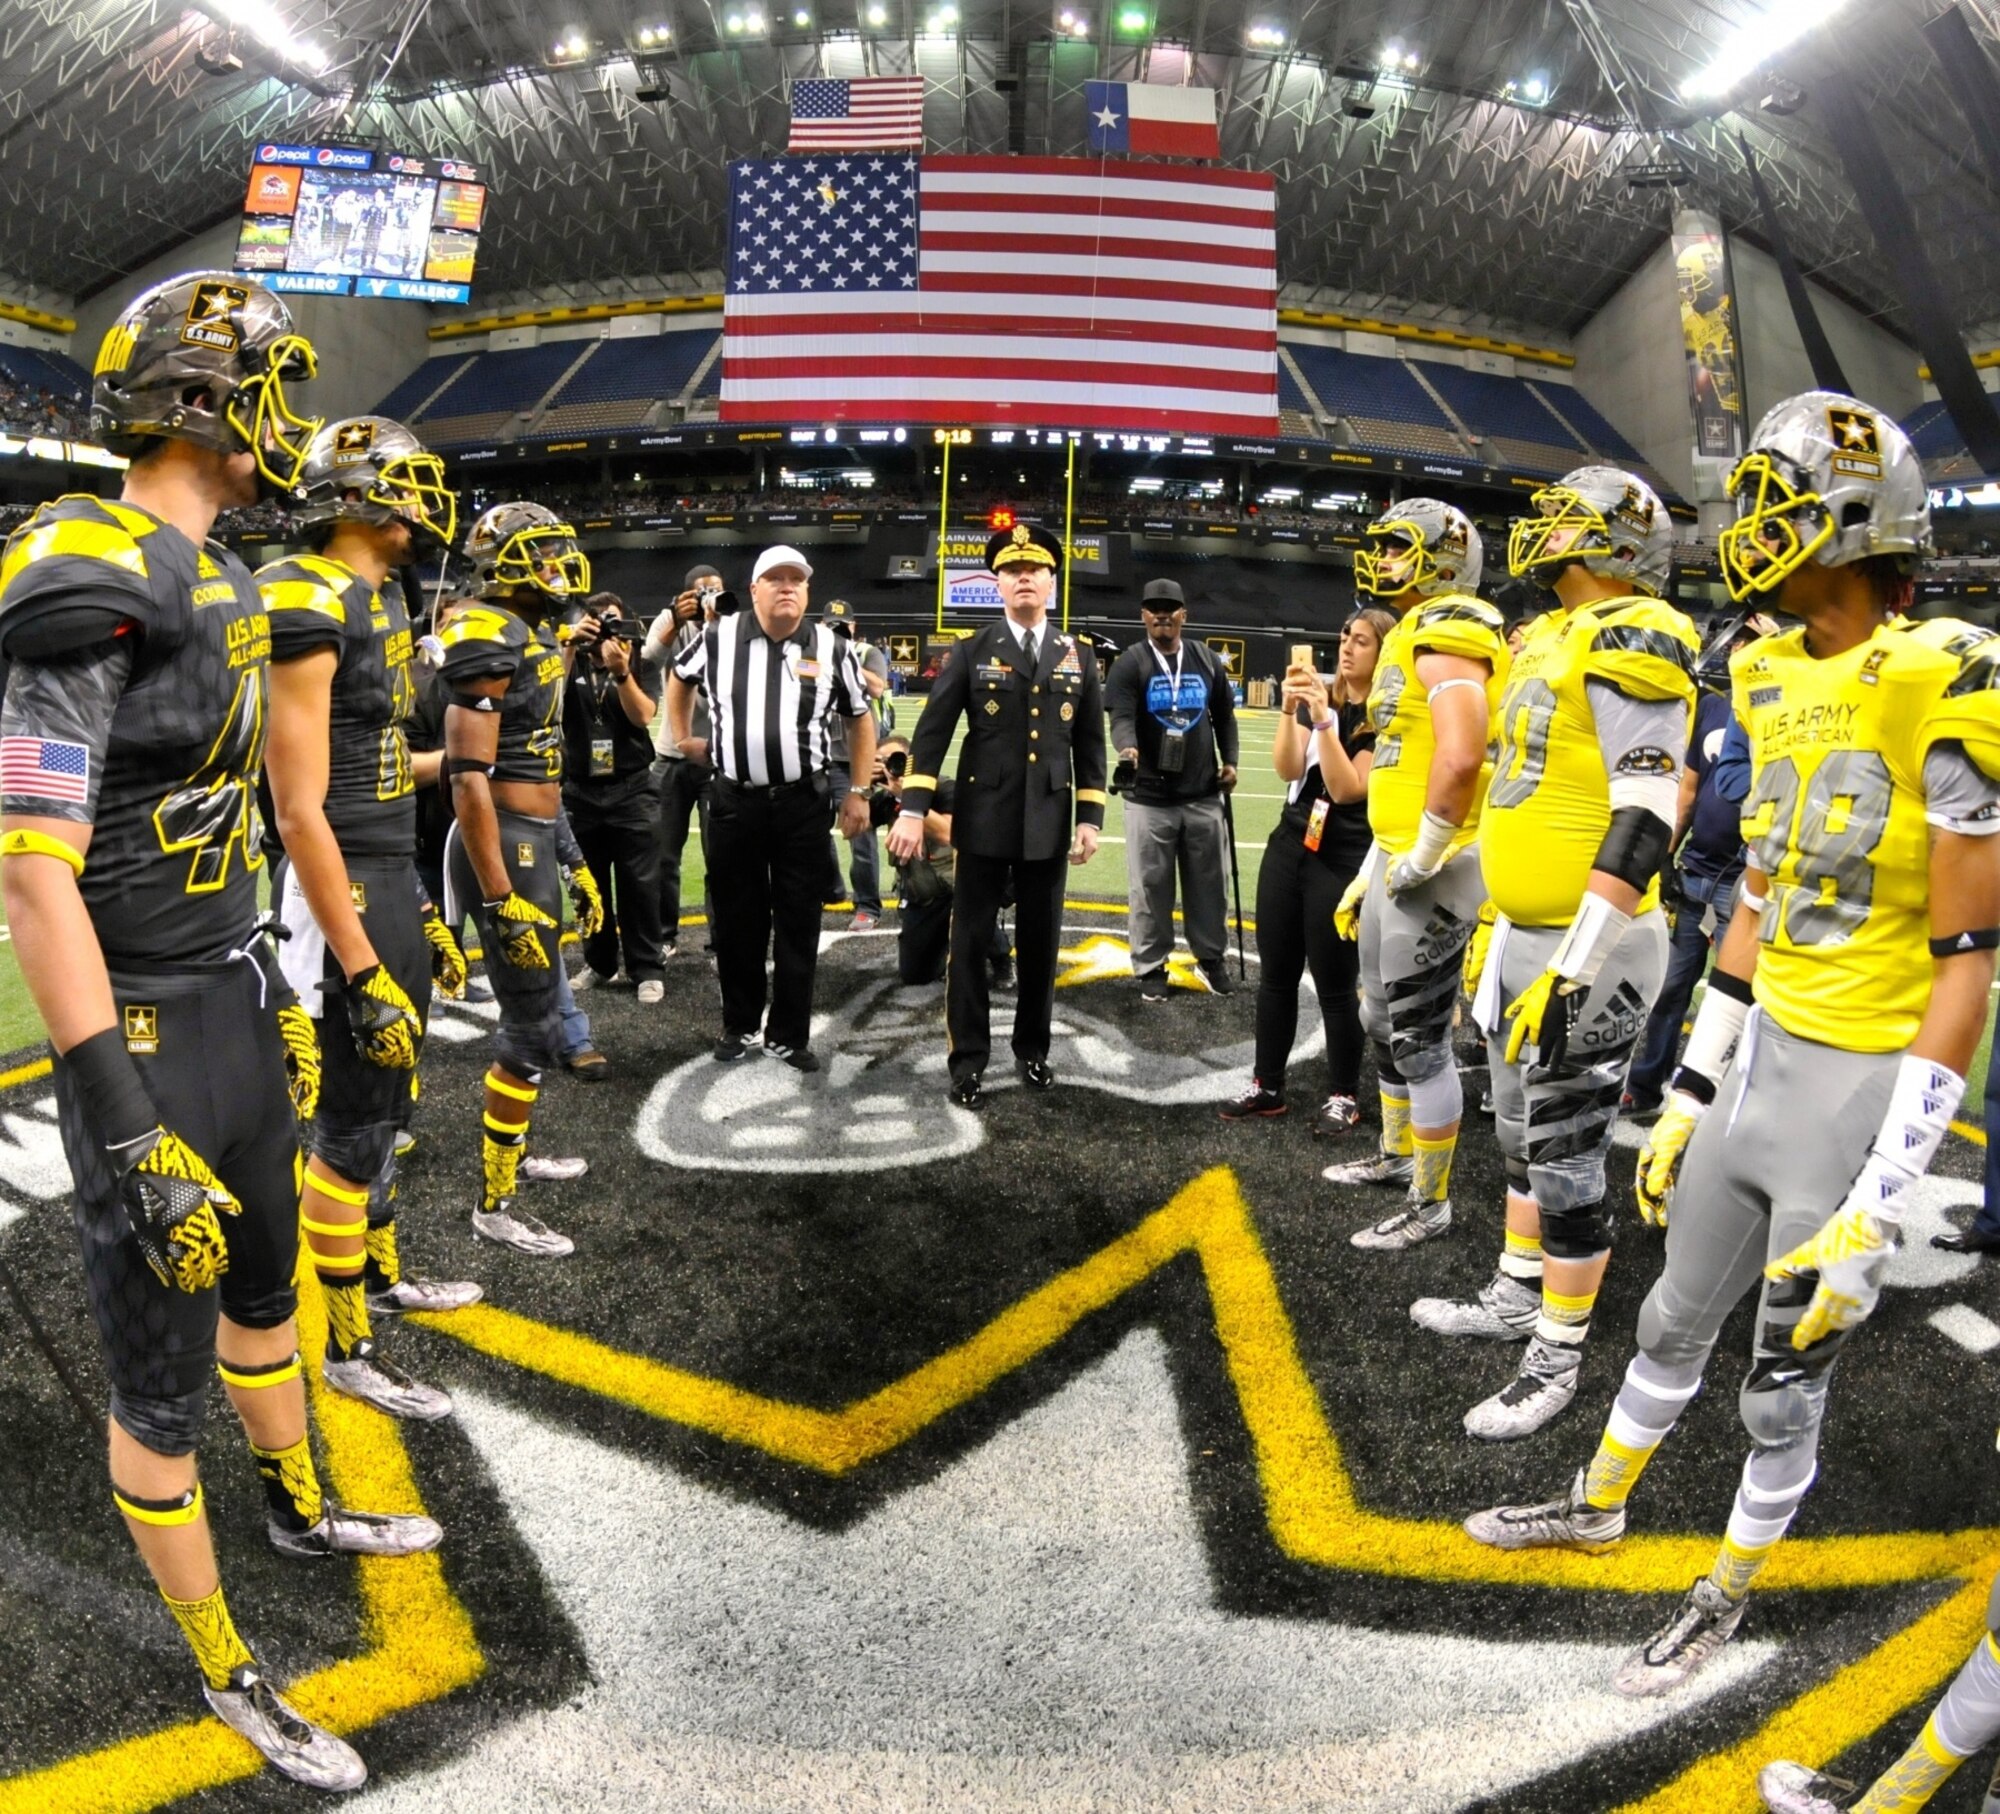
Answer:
[{"left": 1672, "top": 210, "right": 1746, "bottom": 463}]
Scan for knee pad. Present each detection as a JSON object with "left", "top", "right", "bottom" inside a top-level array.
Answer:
[
  {"left": 310, "top": 1121, "right": 399, "bottom": 1192},
  {"left": 1404, "top": 1058, "right": 1463, "bottom": 1127},
  {"left": 1739, "top": 1355, "right": 1835, "bottom": 1454},
  {"left": 1373, "top": 1043, "right": 1405, "bottom": 1088},
  {"left": 1359, "top": 987, "right": 1390, "bottom": 1047},
  {"left": 1636, "top": 1276, "right": 1723, "bottom": 1375},
  {"left": 495, "top": 1016, "right": 560, "bottom": 1079},
  {"left": 110, "top": 1384, "right": 208, "bottom": 1457},
  {"left": 1539, "top": 1198, "right": 1614, "bottom": 1262},
  {"left": 1505, "top": 1155, "right": 1532, "bottom": 1195}
]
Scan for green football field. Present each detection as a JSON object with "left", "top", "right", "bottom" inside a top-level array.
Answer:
[{"left": 0, "top": 704, "right": 1992, "bottom": 1108}]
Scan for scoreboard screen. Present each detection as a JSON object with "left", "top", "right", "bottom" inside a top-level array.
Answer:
[{"left": 233, "top": 143, "right": 486, "bottom": 304}]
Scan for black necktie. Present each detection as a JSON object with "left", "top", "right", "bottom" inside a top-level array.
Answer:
[{"left": 1022, "top": 629, "right": 1038, "bottom": 671}]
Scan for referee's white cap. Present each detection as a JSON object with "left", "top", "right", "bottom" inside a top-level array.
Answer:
[{"left": 752, "top": 544, "right": 814, "bottom": 583}]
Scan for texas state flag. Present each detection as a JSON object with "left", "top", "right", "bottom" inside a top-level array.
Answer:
[{"left": 1084, "top": 81, "right": 1221, "bottom": 160}]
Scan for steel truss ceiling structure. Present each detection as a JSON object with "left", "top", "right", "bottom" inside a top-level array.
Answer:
[{"left": 0, "top": 0, "right": 1995, "bottom": 341}]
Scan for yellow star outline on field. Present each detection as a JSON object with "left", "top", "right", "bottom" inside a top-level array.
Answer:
[
  {"left": 400, "top": 1167, "right": 2000, "bottom": 1814},
  {"left": 1053, "top": 932, "right": 1212, "bottom": 991}
]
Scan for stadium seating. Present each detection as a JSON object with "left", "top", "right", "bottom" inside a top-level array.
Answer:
[
  {"left": 1283, "top": 344, "right": 1470, "bottom": 459},
  {"left": 1532, "top": 383, "right": 1643, "bottom": 463},
  {"left": 411, "top": 342, "right": 585, "bottom": 446},
  {"left": 1413, "top": 359, "right": 1586, "bottom": 475},
  {"left": 0, "top": 343, "right": 88, "bottom": 398},
  {"left": 535, "top": 330, "right": 720, "bottom": 434},
  {"left": 374, "top": 355, "right": 473, "bottom": 424}
]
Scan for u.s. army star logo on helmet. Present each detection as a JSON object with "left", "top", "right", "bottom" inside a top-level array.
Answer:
[
  {"left": 1828, "top": 403, "right": 1885, "bottom": 479},
  {"left": 333, "top": 421, "right": 378, "bottom": 464},
  {"left": 181, "top": 279, "right": 248, "bottom": 353}
]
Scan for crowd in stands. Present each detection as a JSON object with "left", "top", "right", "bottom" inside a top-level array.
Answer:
[{"left": 0, "top": 375, "right": 88, "bottom": 439}]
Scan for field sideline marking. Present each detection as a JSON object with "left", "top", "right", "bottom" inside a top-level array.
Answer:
[
  {"left": 419, "top": 1165, "right": 1997, "bottom": 1810},
  {"left": 0, "top": 1063, "right": 483, "bottom": 1814}
]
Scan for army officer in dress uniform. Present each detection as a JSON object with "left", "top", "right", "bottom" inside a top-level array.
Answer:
[{"left": 888, "top": 523, "right": 1108, "bottom": 1108}]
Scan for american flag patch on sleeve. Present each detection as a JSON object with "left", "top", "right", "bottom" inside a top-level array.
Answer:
[{"left": 0, "top": 737, "right": 91, "bottom": 803}]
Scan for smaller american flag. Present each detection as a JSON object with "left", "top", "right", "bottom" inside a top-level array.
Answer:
[
  {"left": 0, "top": 737, "right": 90, "bottom": 804},
  {"left": 788, "top": 77, "right": 925, "bottom": 151}
]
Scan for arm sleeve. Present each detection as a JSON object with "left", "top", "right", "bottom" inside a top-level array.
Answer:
[
  {"left": 1210, "top": 652, "right": 1239, "bottom": 766},
  {"left": 1586, "top": 679, "right": 1687, "bottom": 790},
  {"left": 0, "top": 640, "right": 135, "bottom": 821},
  {"left": 900, "top": 644, "right": 968, "bottom": 815},
  {"left": 1074, "top": 654, "right": 1109, "bottom": 828},
  {"left": 554, "top": 808, "right": 586, "bottom": 870},
  {"left": 671, "top": 627, "right": 709, "bottom": 688},
  {"left": 1106, "top": 649, "right": 1140, "bottom": 753},
  {"left": 1924, "top": 740, "right": 2000, "bottom": 835}
]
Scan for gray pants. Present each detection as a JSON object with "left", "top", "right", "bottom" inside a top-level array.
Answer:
[
  {"left": 1481, "top": 913, "right": 1667, "bottom": 1240},
  {"left": 1124, "top": 794, "right": 1229, "bottom": 973},
  {"left": 1638, "top": 1013, "right": 1893, "bottom": 1451},
  {"left": 1359, "top": 845, "right": 1484, "bottom": 1104}
]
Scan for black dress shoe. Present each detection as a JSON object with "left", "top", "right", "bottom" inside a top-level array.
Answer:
[
  {"left": 949, "top": 1071, "right": 986, "bottom": 1109},
  {"left": 1933, "top": 1226, "right": 2000, "bottom": 1254},
  {"left": 1016, "top": 1057, "right": 1055, "bottom": 1091}
]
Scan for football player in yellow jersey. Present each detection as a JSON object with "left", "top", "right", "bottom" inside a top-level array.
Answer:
[
  {"left": 1467, "top": 395, "right": 2000, "bottom": 1712},
  {"left": 1322, "top": 500, "right": 1510, "bottom": 1250},
  {"left": 1422, "top": 466, "right": 1698, "bottom": 1441}
]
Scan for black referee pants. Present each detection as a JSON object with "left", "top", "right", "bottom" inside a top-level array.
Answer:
[
  {"left": 566, "top": 774, "right": 665, "bottom": 983},
  {"left": 948, "top": 851, "right": 1065, "bottom": 1082},
  {"left": 707, "top": 772, "right": 834, "bottom": 1050}
]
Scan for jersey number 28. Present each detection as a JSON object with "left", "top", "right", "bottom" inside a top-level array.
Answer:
[{"left": 1743, "top": 750, "right": 1891, "bottom": 947}]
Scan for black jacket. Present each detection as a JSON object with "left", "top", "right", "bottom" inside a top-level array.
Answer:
[{"left": 901, "top": 619, "right": 1107, "bottom": 863}]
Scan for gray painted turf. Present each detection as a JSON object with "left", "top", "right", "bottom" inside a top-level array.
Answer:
[{"left": 1, "top": 906, "right": 1998, "bottom": 1810}]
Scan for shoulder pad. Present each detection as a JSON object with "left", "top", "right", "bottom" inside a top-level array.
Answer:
[
  {"left": 1914, "top": 618, "right": 2000, "bottom": 782},
  {"left": 438, "top": 606, "right": 527, "bottom": 684},
  {"left": 1584, "top": 598, "right": 1698, "bottom": 704},
  {"left": 1408, "top": 593, "right": 1505, "bottom": 663},
  {"left": 257, "top": 554, "right": 351, "bottom": 627},
  {"left": 0, "top": 496, "right": 163, "bottom": 658}
]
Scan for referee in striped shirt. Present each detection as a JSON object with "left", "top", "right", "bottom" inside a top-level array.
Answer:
[{"left": 664, "top": 545, "right": 874, "bottom": 1071}]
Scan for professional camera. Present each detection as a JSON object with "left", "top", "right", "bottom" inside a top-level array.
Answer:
[
  {"left": 710, "top": 588, "right": 742, "bottom": 617},
  {"left": 574, "top": 610, "right": 644, "bottom": 646},
  {"left": 1109, "top": 756, "right": 1139, "bottom": 796}
]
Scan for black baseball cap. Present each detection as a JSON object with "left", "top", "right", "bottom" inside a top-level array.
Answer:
[
  {"left": 1141, "top": 579, "right": 1185, "bottom": 609},
  {"left": 684, "top": 562, "right": 722, "bottom": 590}
]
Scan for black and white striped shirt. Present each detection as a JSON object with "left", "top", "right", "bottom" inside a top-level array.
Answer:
[{"left": 672, "top": 612, "right": 868, "bottom": 786}]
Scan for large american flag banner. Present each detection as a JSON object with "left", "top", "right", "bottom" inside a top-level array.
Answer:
[
  {"left": 721, "top": 155, "right": 1278, "bottom": 435},
  {"left": 788, "top": 77, "right": 925, "bottom": 151}
]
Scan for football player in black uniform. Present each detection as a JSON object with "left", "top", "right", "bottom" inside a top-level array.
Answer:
[
  {"left": 260, "top": 416, "right": 477, "bottom": 1422},
  {"left": 0, "top": 273, "right": 438, "bottom": 1790},
  {"left": 438, "top": 501, "right": 600, "bottom": 1257}
]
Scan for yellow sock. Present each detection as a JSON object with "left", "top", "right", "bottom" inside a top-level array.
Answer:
[
  {"left": 319, "top": 1273, "right": 371, "bottom": 1361},
  {"left": 249, "top": 1433, "right": 325, "bottom": 1533},
  {"left": 161, "top": 1582, "right": 254, "bottom": 1691},
  {"left": 1411, "top": 1129, "right": 1456, "bottom": 1205},
  {"left": 1535, "top": 1285, "right": 1597, "bottom": 1350},
  {"left": 1380, "top": 1090, "right": 1413, "bottom": 1158},
  {"left": 1706, "top": 1532, "right": 1778, "bottom": 1603},
  {"left": 1583, "top": 1428, "right": 1659, "bottom": 1511},
  {"left": 1500, "top": 1227, "right": 1543, "bottom": 1283},
  {"left": 365, "top": 1219, "right": 402, "bottom": 1289},
  {"left": 482, "top": 1112, "right": 527, "bottom": 1208},
  {"left": 1854, "top": 1710, "right": 1968, "bottom": 1811}
]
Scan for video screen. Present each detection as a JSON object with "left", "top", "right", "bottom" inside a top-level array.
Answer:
[{"left": 232, "top": 144, "right": 486, "bottom": 304}]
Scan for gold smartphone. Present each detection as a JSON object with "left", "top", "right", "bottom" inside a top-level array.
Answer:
[{"left": 1289, "top": 642, "right": 1315, "bottom": 671}]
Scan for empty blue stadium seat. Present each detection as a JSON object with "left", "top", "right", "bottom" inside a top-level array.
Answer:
[
  {"left": 1285, "top": 344, "right": 1451, "bottom": 427},
  {"left": 374, "top": 357, "right": 467, "bottom": 421},
  {"left": 414, "top": 342, "right": 581, "bottom": 423},
  {"left": 1535, "top": 385, "right": 1643, "bottom": 462},
  {"left": 1905, "top": 398, "right": 1969, "bottom": 461},
  {"left": 544, "top": 330, "right": 715, "bottom": 406},
  {"left": 0, "top": 343, "right": 87, "bottom": 399},
  {"left": 1414, "top": 360, "right": 1586, "bottom": 450}
]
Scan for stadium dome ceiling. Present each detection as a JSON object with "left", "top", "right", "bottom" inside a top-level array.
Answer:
[{"left": 0, "top": 0, "right": 1996, "bottom": 340}]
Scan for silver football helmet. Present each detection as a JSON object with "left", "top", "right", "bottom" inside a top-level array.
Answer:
[
  {"left": 1718, "top": 390, "right": 1930, "bottom": 601},
  {"left": 1354, "top": 498, "right": 1483, "bottom": 598},
  {"left": 294, "top": 416, "right": 457, "bottom": 548},
  {"left": 463, "top": 501, "right": 590, "bottom": 602},
  {"left": 1508, "top": 465, "right": 1674, "bottom": 598}
]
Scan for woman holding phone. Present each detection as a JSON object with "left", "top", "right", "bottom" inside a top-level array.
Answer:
[{"left": 1221, "top": 608, "right": 1394, "bottom": 1129}]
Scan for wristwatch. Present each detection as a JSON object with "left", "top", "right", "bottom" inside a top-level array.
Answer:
[{"left": 847, "top": 785, "right": 869, "bottom": 796}]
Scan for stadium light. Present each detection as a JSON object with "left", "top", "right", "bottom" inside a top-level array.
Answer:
[
  {"left": 637, "top": 24, "right": 671, "bottom": 43},
  {"left": 214, "top": 0, "right": 331, "bottom": 72},
  {"left": 1247, "top": 24, "right": 1285, "bottom": 47},
  {"left": 865, "top": 1, "right": 887, "bottom": 19},
  {"left": 1681, "top": 0, "right": 1855, "bottom": 103},
  {"left": 1116, "top": 4, "right": 1149, "bottom": 35},
  {"left": 794, "top": 7, "right": 811, "bottom": 22}
]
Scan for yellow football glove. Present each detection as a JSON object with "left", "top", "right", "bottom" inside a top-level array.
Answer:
[
  {"left": 276, "top": 1001, "right": 321, "bottom": 1121},
  {"left": 484, "top": 892, "right": 557, "bottom": 970},
  {"left": 1462, "top": 901, "right": 1497, "bottom": 999},
  {"left": 1503, "top": 969, "right": 1585, "bottom": 1068},
  {"left": 1334, "top": 870, "right": 1369, "bottom": 941},
  {"left": 343, "top": 963, "right": 421, "bottom": 1071},
  {"left": 1634, "top": 1092, "right": 1704, "bottom": 1228},
  {"left": 564, "top": 864, "right": 605, "bottom": 938},
  {"left": 109, "top": 1127, "right": 241, "bottom": 1294},
  {"left": 1765, "top": 1204, "right": 1897, "bottom": 1350},
  {"left": 421, "top": 906, "right": 467, "bottom": 999}
]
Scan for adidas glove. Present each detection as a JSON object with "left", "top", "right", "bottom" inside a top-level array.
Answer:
[
  {"left": 421, "top": 906, "right": 467, "bottom": 999},
  {"left": 484, "top": 892, "right": 557, "bottom": 970},
  {"left": 1504, "top": 892, "right": 1632, "bottom": 1068},
  {"left": 276, "top": 1001, "right": 321, "bottom": 1121},
  {"left": 1462, "top": 901, "right": 1497, "bottom": 999},
  {"left": 108, "top": 1127, "right": 241, "bottom": 1294},
  {"left": 1383, "top": 810, "right": 1457, "bottom": 898},
  {"left": 343, "top": 963, "right": 421, "bottom": 1070},
  {"left": 1634, "top": 1093, "right": 1703, "bottom": 1228},
  {"left": 564, "top": 863, "right": 604, "bottom": 938},
  {"left": 1766, "top": 1053, "right": 1965, "bottom": 1350}
]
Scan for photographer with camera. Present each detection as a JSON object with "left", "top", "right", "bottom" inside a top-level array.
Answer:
[
  {"left": 561, "top": 590, "right": 666, "bottom": 1002},
  {"left": 1106, "top": 578, "right": 1239, "bottom": 1001}
]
